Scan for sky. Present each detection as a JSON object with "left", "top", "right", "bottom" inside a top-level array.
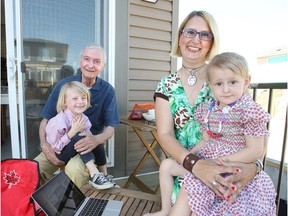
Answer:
[{"left": 179, "top": 0, "right": 288, "bottom": 82}]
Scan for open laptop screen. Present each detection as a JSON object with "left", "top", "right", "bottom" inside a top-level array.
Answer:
[{"left": 32, "top": 172, "right": 85, "bottom": 216}]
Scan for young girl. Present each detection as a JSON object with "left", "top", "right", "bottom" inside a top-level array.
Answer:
[
  {"left": 169, "top": 52, "right": 276, "bottom": 215},
  {"left": 45, "top": 81, "right": 113, "bottom": 190}
]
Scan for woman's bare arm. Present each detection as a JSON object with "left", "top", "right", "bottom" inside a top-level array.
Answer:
[{"left": 155, "top": 97, "right": 189, "bottom": 164}]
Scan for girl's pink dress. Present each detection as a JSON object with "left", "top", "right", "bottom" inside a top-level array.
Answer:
[{"left": 183, "top": 93, "right": 276, "bottom": 216}]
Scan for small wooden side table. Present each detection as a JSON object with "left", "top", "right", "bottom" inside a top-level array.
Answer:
[{"left": 120, "top": 119, "right": 169, "bottom": 194}]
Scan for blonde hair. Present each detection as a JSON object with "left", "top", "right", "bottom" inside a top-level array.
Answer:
[
  {"left": 206, "top": 52, "right": 250, "bottom": 81},
  {"left": 171, "top": 10, "right": 219, "bottom": 61},
  {"left": 56, "top": 81, "right": 91, "bottom": 113}
]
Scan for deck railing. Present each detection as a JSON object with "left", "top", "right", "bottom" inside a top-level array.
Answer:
[{"left": 250, "top": 82, "right": 287, "bottom": 214}]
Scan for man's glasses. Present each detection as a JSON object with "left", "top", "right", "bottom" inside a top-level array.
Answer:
[{"left": 182, "top": 28, "right": 213, "bottom": 41}]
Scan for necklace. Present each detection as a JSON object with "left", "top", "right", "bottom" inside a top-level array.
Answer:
[
  {"left": 182, "top": 64, "right": 206, "bottom": 86},
  {"left": 204, "top": 100, "right": 237, "bottom": 138}
]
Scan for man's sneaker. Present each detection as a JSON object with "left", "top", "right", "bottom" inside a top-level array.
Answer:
[
  {"left": 89, "top": 173, "right": 114, "bottom": 190},
  {"left": 105, "top": 174, "right": 121, "bottom": 188}
]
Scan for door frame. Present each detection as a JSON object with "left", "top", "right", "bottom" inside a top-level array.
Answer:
[{"left": 5, "top": 0, "right": 26, "bottom": 158}]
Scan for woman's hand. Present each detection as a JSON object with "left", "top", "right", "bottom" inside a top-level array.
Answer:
[
  {"left": 222, "top": 162, "right": 257, "bottom": 204},
  {"left": 192, "top": 159, "right": 238, "bottom": 198},
  {"left": 41, "top": 142, "right": 65, "bottom": 166}
]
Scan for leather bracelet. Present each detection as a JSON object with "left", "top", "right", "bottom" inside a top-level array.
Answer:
[{"left": 183, "top": 153, "right": 200, "bottom": 173}]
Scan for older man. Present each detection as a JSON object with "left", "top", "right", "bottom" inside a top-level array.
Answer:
[{"left": 34, "top": 44, "right": 119, "bottom": 188}]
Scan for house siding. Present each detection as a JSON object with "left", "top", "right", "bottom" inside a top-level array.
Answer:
[
  {"left": 124, "top": 0, "right": 178, "bottom": 176},
  {"left": 112, "top": 0, "right": 178, "bottom": 178}
]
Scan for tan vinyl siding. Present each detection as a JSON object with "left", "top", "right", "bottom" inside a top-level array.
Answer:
[
  {"left": 130, "top": 38, "right": 171, "bottom": 51},
  {"left": 125, "top": 0, "right": 177, "bottom": 175}
]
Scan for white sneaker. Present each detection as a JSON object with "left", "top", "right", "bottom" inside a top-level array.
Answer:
[
  {"left": 89, "top": 173, "right": 114, "bottom": 190},
  {"left": 105, "top": 174, "right": 121, "bottom": 188}
]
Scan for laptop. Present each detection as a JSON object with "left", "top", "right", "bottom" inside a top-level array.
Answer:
[{"left": 31, "top": 171, "right": 123, "bottom": 216}]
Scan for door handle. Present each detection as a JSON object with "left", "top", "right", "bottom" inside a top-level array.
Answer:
[{"left": 8, "top": 57, "right": 17, "bottom": 80}]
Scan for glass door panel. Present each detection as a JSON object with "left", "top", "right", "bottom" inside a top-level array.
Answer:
[
  {"left": 22, "top": 0, "right": 103, "bottom": 159},
  {"left": 3, "top": 0, "right": 112, "bottom": 160}
]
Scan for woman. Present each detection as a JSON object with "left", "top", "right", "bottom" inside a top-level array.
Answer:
[{"left": 151, "top": 11, "right": 260, "bottom": 216}]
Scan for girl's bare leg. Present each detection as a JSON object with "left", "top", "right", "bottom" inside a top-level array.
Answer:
[
  {"left": 86, "top": 160, "right": 99, "bottom": 177},
  {"left": 169, "top": 187, "right": 191, "bottom": 216},
  {"left": 144, "top": 158, "right": 187, "bottom": 216}
]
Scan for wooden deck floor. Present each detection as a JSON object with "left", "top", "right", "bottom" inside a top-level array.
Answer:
[{"left": 114, "top": 172, "right": 161, "bottom": 196}]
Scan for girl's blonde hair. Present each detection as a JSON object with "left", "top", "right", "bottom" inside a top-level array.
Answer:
[
  {"left": 171, "top": 10, "right": 219, "bottom": 61},
  {"left": 206, "top": 52, "right": 250, "bottom": 81},
  {"left": 56, "top": 81, "right": 91, "bottom": 113}
]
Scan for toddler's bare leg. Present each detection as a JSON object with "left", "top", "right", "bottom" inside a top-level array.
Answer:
[{"left": 144, "top": 158, "right": 188, "bottom": 216}]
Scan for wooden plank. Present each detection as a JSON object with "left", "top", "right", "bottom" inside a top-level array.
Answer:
[
  {"left": 128, "top": 90, "right": 156, "bottom": 101},
  {"left": 129, "top": 47, "right": 171, "bottom": 61},
  {"left": 129, "top": 80, "right": 159, "bottom": 91},
  {"left": 130, "top": 26, "right": 171, "bottom": 41},
  {"left": 125, "top": 198, "right": 141, "bottom": 215},
  {"left": 120, "top": 197, "right": 134, "bottom": 216},
  {"left": 135, "top": 199, "right": 148, "bottom": 216},
  {"left": 130, "top": 15, "right": 171, "bottom": 32},
  {"left": 142, "top": 200, "right": 154, "bottom": 215},
  {"left": 129, "top": 59, "right": 171, "bottom": 71},
  {"left": 130, "top": 37, "right": 171, "bottom": 51},
  {"left": 129, "top": 69, "right": 169, "bottom": 80},
  {"left": 130, "top": 4, "right": 172, "bottom": 21}
]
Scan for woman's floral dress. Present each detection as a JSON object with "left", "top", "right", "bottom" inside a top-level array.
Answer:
[
  {"left": 183, "top": 93, "right": 276, "bottom": 215},
  {"left": 154, "top": 72, "right": 214, "bottom": 203}
]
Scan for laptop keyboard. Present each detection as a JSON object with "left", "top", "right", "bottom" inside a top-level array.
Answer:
[{"left": 79, "top": 198, "right": 108, "bottom": 216}]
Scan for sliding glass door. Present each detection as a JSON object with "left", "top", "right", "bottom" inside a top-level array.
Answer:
[{"left": 3, "top": 0, "right": 115, "bottom": 164}]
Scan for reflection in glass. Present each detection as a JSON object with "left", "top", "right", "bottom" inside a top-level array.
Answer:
[{"left": 21, "top": 0, "right": 102, "bottom": 158}]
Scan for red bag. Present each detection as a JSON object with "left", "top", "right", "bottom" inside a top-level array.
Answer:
[
  {"left": 128, "top": 103, "right": 155, "bottom": 120},
  {"left": 1, "top": 159, "right": 44, "bottom": 216}
]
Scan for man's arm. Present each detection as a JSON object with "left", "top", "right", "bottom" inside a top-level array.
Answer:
[{"left": 39, "top": 118, "right": 64, "bottom": 166}]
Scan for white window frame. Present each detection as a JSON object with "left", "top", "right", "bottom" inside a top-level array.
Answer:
[{"left": 104, "top": 0, "right": 116, "bottom": 167}]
